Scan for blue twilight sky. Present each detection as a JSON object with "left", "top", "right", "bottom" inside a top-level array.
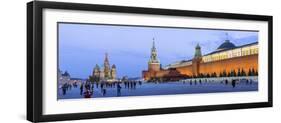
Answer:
[{"left": 58, "top": 23, "right": 258, "bottom": 79}]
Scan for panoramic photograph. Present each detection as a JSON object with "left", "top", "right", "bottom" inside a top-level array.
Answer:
[{"left": 57, "top": 22, "right": 259, "bottom": 99}]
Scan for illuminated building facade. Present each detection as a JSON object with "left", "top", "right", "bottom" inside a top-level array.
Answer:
[{"left": 142, "top": 38, "right": 258, "bottom": 81}]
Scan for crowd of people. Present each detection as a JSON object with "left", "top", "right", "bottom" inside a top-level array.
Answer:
[
  {"left": 182, "top": 78, "right": 255, "bottom": 88},
  {"left": 60, "top": 79, "right": 255, "bottom": 98},
  {"left": 60, "top": 80, "right": 142, "bottom": 98},
  {"left": 61, "top": 82, "right": 78, "bottom": 95}
]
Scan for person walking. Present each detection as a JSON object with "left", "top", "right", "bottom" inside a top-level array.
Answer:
[
  {"left": 80, "top": 83, "right": 84, "bottom": 95},
  {"left": 117, "top": 84, "right": 122, "bottom": 96},
  {"left": 62, "top": 83, "right": 67, "bottom": 95},
  {"left": 232, "top": 79, "right": 236, "bottom": 88}
]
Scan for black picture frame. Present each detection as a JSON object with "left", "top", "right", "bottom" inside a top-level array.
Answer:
[{"left": 27, "top": 1, "right": 273, "bottom": 122}]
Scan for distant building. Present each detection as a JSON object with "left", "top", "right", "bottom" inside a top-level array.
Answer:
[
  {"left": 58, "top": 70, "right": 70, "bottom": 86},
  {"left": 91, "top": 53, "right": 117, "bottom": 82},
  {"left": 142, "top": 37, "right": 258, "bottom": 81},
  {"left": 58, "top": 70, "right": 84, "bottom": 86}
]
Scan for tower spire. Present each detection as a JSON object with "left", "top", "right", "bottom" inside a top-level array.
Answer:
[
  {"left": 225, "top": 32, "right": 230, "bottom": 42},
  {"left": 194, "top": 43, "right": 202, "bottom": 58},
  {"left": 149, "top": 38, "right": 159, "bottom": 63},
  {"left": 152, "top": 38, "right": 156, "bottom": 50},
  {"left": 147, "top": 38, "right": 161, "bottom": 72}
]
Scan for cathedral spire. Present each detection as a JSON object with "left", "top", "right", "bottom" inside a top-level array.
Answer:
[
  {"left": 104, "top": 52, "right": 109, "bottom": 63},
  {"left": 104, "top": 52, "right": 111, "bottom": 79}
]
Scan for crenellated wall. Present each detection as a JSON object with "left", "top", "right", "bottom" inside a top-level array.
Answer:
[
  {"left": 200, "top": 54, "right": 258, "bottom": 75},
  {"left": 176, "top": 54, "right": 258, "bottom": 76}
]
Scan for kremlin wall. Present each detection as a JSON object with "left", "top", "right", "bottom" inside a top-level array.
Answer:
[{"left": 142, "top": 38, "right": 258, "bottom": 81}]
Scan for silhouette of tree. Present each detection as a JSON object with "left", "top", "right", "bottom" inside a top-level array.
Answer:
[
  {"left": 223, "top": 70, "right": 227, "bottom": 77},
  {"left": 213, "top": 72, "right": 217, "bottom": 77},
  {"left": 255, "top": 70, "right": 258, "bottom": 76},
  {"left": 238, "top": 68, "right": 241, "bottom": 76},
  {"left": 206, "top": 73, "right": 210, "bottom": 78},
  {"left": 241, "top": 68, "right": 246, "bottom": 76},
  {"left": 227, "top": 71, "right": 231, "bottom": 77},
  {"left": 251, "top": 68, "right": 256, "bottom": 76},
  {"left": 248, "top": 68, "right": 252, "bottom": 76},
  {"left": 233, "top": 70, "right": 237, "bottom": 76}
]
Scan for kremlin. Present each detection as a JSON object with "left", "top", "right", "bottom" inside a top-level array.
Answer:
[{"left": 142, "top": 37, "right": 258, "bottom": 81}]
